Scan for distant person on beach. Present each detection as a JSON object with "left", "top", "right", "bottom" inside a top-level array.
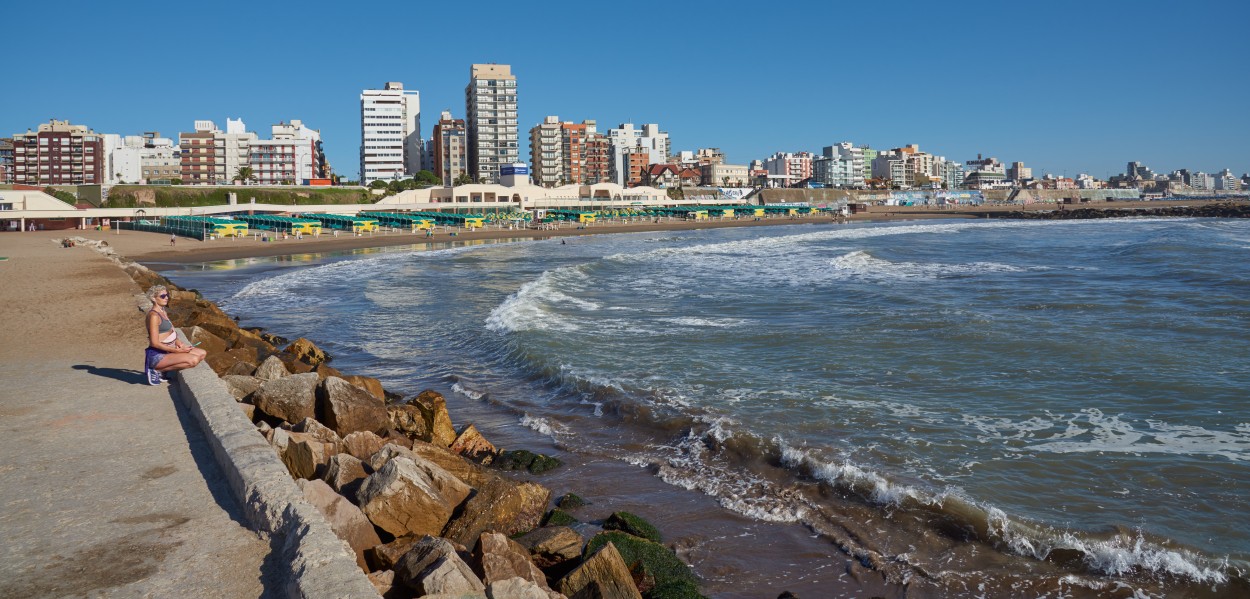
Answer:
[
  {"left": 169, "top": 233, "right": 176, "bottom": 247},
  {"left": 144, "top": 285, "right": 205, "bottom": 385}
]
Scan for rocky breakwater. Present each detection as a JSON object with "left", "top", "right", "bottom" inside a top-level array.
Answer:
[
  {"left": 114, "top": 259, "right": 707, "bottom": 599},
  {"left": 998, "top": 201, "right": 1250, "bottom": 220}
]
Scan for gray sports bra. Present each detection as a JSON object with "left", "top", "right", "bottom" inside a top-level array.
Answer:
[{"left": 154, "top": 310, "right": 173, "bottom": 333}]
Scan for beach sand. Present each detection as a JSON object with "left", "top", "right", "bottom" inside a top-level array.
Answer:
[{"left": 0, "top": 231, "right": 275, "bottom": 597}]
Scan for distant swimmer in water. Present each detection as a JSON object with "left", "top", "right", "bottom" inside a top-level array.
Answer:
[{"left": 561, "top": 239, "right": 566, "bottom": 244}]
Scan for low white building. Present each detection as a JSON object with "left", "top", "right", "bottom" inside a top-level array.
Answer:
[{"left": 103, "top": 134, "right": 144, "bottom": 185}]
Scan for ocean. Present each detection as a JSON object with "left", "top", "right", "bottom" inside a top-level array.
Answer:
[{"left": 165, "top": 217, "right": 1250, "bottom": 597}]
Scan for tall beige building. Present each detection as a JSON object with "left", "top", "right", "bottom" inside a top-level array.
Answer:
[{"left": 466, "top": 64, "right": 518, "bottom": 183}]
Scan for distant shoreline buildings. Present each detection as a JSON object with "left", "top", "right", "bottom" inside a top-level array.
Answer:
[{"left": 1, "top": 62, "right": 1246, "bottom": 195}]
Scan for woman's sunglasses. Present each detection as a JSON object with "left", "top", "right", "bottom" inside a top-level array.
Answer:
[{"left": 158, "top": 294, "right": 169, "bottom": 299}]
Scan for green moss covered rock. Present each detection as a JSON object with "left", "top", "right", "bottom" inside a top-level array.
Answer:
[
  {"left": 543, "top": 508, "right": 578, "bottom": 527},
  {"left": 556, "top": 493, "right": 586, "bottom": 510},
  {"left": 604, "top": 511, "right": 662, "bottom": 543},
  {"left": 495, "top": 449, "right": 562, "bottom": 474},
  {"left": 584, "top": 531, "right": 699, "bottom": 598}
]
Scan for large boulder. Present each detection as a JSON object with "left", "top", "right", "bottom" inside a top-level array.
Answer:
[
  {"left": 229, "top": 327, "right": 278, "bottom": 359},
  {"left": 278, "top": 353, "right": 316, "bottom": 375},
  {"left": 449, "top": 424, "right": 498, "bottom": 464},
  {"left": 252, "top": 372, "right": 319, "bottom": 423},
  {"left": 206, "top": 347, "right": 259, "bottom": 377},
  {"left": 300, "top": 479, "right": 382, "bottom": 572},
  {"left": 515, "top": 526, "right": 585, "bottom": 570},
  {"left": 293, "top": 417, "right": 343, "bottom": 450},
  {"left": 225, "top": 360, "right": 258, "bottom": 377},
  {"left": 314, "top": 362, "right": 343, "bottom": 380},
  {"left": 318, "top": 376, "right": 389, "bottom": 436},
  {"left": 557, "top": 542, "right": 642, "bottom": 599},
  {"left": 409, "top": 390, "right": 457, "bottom": 447},
  {"left": 184, "top": 325, "right": 229, "bottom": 355},
  {"left": 395, "top": 536, "right": 486, "bottom": 596},
  {"left": 367, "top": 443, "right": 418, "bottom": 472},
  {"left": 323, "top": 453, "right": 369, "bottom": 498},
  {"left": 355, "top": 456, "right": 472, "bottom": 538},
  {"left": 474, "top": 532, "right": 550, "bottom": 589},
  {"left": 220, "top": 375, "right": 263, "bottom": 401},
  {"left": 367, "top": 570, "right": 394, "bottom": 598},
  {"left": 487, "top": 577, "right": 565, "bottom": 599},
  {"left": 254, "top": 354, "right": 291, "bottom": 381},
  {"left": 388, "top": 404, "right": 432, "bottom": 442},
  {"left": 285, "top": 337, "right": 330, "bottom": 366},
  {"left": 367, "top": 534, "right": 424, "bottom": 571},
  {"left": 442, "top": 478, "right": 551, "bottom": 547},
  {"left": 342, "top": 374, "right": 385, "bottom": 401},
  {"left": 342, "top": 431, "right": 387, "bottom": 461},
  {"left": 279, "top": 431, "right": 334, "bottom": 480}
]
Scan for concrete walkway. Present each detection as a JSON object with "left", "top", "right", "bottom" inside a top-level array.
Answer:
[{"left": 0, "top": 232, "right": 275, "bottom": 598}]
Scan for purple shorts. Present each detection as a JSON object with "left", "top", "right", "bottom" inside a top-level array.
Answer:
[{"left": 145, "top": 347, "right": 167, "bottom": 371}]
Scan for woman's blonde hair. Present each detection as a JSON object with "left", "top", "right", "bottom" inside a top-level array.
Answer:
[{"left": 146, "top": 284, "right": 169, "bottom": 304}]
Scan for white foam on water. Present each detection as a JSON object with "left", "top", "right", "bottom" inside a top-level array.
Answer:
[
  {"left": 485, "top": 267, "right": 597, "bottom": 333},
  {"left": 519, "top": 414, "right": 566, "bottom": 439},
  {"left": 967, "top": 409, "right": 1250, "bottom": 461},
  {"left": 829, "top": 250, "right": 1026, "bottom": 281},
  {"left": 656, "top": 316, "right": 748, "bottom": 328},
  {"left": 450, "top": 381, "right": 486, "bottom": 401}
]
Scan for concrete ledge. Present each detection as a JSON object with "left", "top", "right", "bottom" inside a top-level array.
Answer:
[{"left": 175, "top": 359, "right": 379, "bottom": 598}]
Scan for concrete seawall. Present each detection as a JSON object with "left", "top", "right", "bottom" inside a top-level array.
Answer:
[{"left": 173, "top": 350, "right": 379, "bottom": 598}]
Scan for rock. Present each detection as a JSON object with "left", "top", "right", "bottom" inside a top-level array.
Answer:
[
  {"left": 383, "top": 429, "right": 414, "bottom": 449},
  {"left": 442, "top": 478, "right": 551, "bottom": 547},
  {"left": 229, "top": 327, "right": 277, "bottom": 360},
  {"left": 355, "top": 456, "right": 472, "bottom": 538},
  {"left": 225, "top": 360, "right": 258, "bottom": 377},
  {"left": 318, "top": 376, "right": 390, "bottom": 436},
  {"left": 323, "top": 453, "right": 370, "bottom": 498},
  {"left": 254, "top": 354, "right": 291, "bottom": 380},
  {"left": 281, "top": 431, "right": 333, "bottom": 480},
  {"left": 449, "top": 424, "right": 498, "bottom": 464},
  {"left": 342, "top": 374, "right": 385, "bottom": 401},
  {"left": 582, "top": 532, "right": 696, "bottom": 595},
  {"left": 293, "top": 417, "right": 343, "bottom": 450},
  {"left": 516, "top": 527, "right": 585, "bottom": 570},
  {"left": 314, "top": 362, "right": 343, "bottom": 380},
  {"left": 220, "top": 375, "right": 264, "bottom": 401},
  {"left": 367, "top": 570, "right": 395, "bottom": 597},
  {"left": 604, "top": 512, "right": 661, "bottom": 543},
  {"left": 252, "top": 372, "right": 319, "bottom": 423},
  {"left": 558, "top": 542, "right": 642, "bottom": 599},
  {"left": 409, "top": 390, "right": 457, "bottom": 447},
  {"left": 285, "top": 337, "right": 330, "bottom": 366},
  {"left": 388, "top": 404, "right": 432, "bottom": 442},
  {"left": 239, "top": 402, "right": 256, "bottom": 421},
  {"left": 299, "top": 479, "right": 383, "bottom": 572},
  {"left": 394, "top": 536, "right": 486, "bottom": 596},
  {"left": 543, "top": 509, "right": 578, "bottom": 527},
  {"left": 474, "top": 532, "right": 550, "bottom": 589},
  {"left": 246, "top": 327, "right": 289, "bottom": 347},
  {"left": 279, "top": 353, "right": 316, "bottom": 375},
  {"left": 343, "top": 431, "right": 387, "bottom": 461},
  {"left": 367, "top": 443, "right": 420, "bottom": 472},
  {"left": 409, "top": 441, "right": 494, "bottom": 487},
  {"left": 367, "top": 534, "right": 423, "bottom": 571},
  {"left": 206, "top": 347, "right": 259, "bottom": 377},
  {"left": 487, "top": 577, "right": 565, "bottom": 599},
  {"left": 556, "top": 493, "right": 586, "bottom": 510},
  {"left": 184, "top": 325, "right": 229, "bottom": 355},
  {"left": 495, "top": 449, "right": 562, "bottom": 474}
]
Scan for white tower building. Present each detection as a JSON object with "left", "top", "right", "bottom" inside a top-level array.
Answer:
[{"left": 360, "top": 82, "right": 421, "bottom": 185}]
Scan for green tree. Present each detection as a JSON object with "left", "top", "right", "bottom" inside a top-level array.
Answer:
[
  {"left": 453, "top": 173, "right": 472, "bottom": 186},
  {"left": 414, "top": 170, "right": 440, "bottom": 187},
  {"left": 233, "top": 166, "right": 256, "bottom": 185}
]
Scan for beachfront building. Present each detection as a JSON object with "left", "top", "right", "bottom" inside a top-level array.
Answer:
[
  {"left": 1215, "top": 169, "right": 1240, "bottom": 191},
  {"left": 431, "top": 111, "right": 467, "bottom": 186},
  {"left": 178, "top": 119, "right": 257, "bottom": 185},
  {"left": 702, "top": 163, "right": 749, "bottom": 187},
  {"left": 1008, "top": 161, "right": 1033, "bottom": 184},
  {"left": 102, "top": 134, "right": 144, "bottom": 184},
  {"left": 530, "top": 117, "right": 610, "bottom": 187},
  {"left": 140, "top": 134, "right": 179, "bottom": 184},
  {"left": 961, "top": 155, "right": 1009, "bottom": 190},
  {"left": 813, "top": 143, "right": 866, "bottom": 188},
  {"left": 529, "top": 116, "right": 562, "bottom": 187},
  {"left": 0, "top": 138, "right": 14, "bottom": 184},
  {"left": 762, "top": 151, "right": 815, "bottom": 187},
  {"left": 583, "top": 129, "right": 610, "bottom": 185},
  {"left": 10, "top": 120, "right": 106, "bottom": 186},
  {"left": 466, "top": 64, "right": 519, "bottom": 184},
  {"left": 607, "top": 123, "right": 669, "bottom": 186},
  {"left": 871, "top": 150, "right": 912, "bottom": 188},
  {"left": 247, "top": 120, "right": 325, "bottom": 185},
  {"left": 360, "top": 82, "right": 421, "bottom": 185},
  {"left": 938, "top": 160, "right": 966, "bottom": 190}
]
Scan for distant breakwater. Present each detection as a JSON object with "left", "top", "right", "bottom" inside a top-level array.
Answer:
[{"left": 995, "top": 202, "right": 1250, "bottom": 220}]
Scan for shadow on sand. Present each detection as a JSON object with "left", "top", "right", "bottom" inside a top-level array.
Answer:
[{"left": 72, "top": 364, "right": 148, "bottom": 385}]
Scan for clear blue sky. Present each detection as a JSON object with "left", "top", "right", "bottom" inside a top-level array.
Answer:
[{"left": 4, "top": 0, "right": 1247, "bottom": 181}]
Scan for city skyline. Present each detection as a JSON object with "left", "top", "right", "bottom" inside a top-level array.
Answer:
[{"left": 2, "top": 0, "right": 1247, "bottom": 182}]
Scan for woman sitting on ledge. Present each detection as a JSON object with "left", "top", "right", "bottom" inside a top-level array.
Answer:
[{"left": 144, "top": 285, "right": 206, "bottom": 385}]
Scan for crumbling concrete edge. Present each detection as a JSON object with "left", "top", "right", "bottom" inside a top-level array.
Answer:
[{"left": 175, "top": 359, "right": 380, "bottom": 598}]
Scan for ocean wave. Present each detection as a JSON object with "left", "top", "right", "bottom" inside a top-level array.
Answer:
[
  {"left": 829, "top": 250, "right": 1025, "bottom": 280},
  {"left": 965, "top": 409, "right": 1250, "bottom": 461},
  {"left": 484, "top": 267, "right": 597, "bottom": 333},
  {"left": 451, "top": 381, "right": 487, "bottom": 401}
]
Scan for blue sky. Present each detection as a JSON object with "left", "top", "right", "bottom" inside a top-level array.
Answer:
[{"left": 4, "top": 0, "right": 1247, "bottom": 181}]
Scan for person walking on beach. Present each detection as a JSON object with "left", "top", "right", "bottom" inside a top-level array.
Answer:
[
  {"left": 169, "top": 233, "right": 176, "bottom": 247},
  {"left": 144, "top": 285, "right": 206, "bottom": 385}
]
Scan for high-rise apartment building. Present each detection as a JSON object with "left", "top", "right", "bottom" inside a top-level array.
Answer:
[
  {"left": 360, "top": 82, "right": 421, "bottom": 185},
  {"left": 179, "top": 119, "right": 257, "bottom": 185},
  {"left": 0, "top": 138, "right": 15, "bottom": 184},
  {"left": 530, "top": 116, "right": 562, "bottom": 187},
  {"left": 139, "top": 134, "right": 180, "bottom": 184},
  {"left": 763, "top": 151, "right": 815, "bottom": 186},
  {"left": 431, "top": 111, "right": 467, "bottom": 186},
  {"left": 607, "top": 123, "right": 670, "bottom": 186},
  {"left": 249, "top": 120, "right": 325, "bottom": 185},
  {"left": 11, "top": 120, "right": 105, "bottom": 185},
  {"left": 530, "top": 117, "right": 609, "bottom": 187},
  {"left": 466, "top": 64, "right": 518, "bottom": 184}
]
